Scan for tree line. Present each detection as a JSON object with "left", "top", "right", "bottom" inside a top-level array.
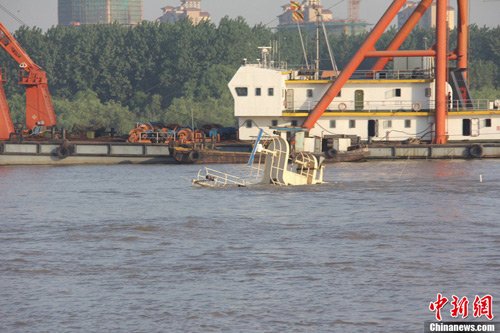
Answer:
[{"left": 1, "top": 18, "right": 498, "bottom": 134}]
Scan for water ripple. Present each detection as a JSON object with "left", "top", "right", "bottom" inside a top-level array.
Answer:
[{"left": 0, "top": 161, "right": 498, "bottom": 332}]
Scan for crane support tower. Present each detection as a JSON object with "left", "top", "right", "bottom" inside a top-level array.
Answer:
[
  {"left": 302, "top": 0, "right": 471, "bottom": 145},
  {"left": 0, "top": 22, "right": 56, "bottom": 140}
]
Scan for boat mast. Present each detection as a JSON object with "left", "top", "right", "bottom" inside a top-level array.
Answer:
[
  {"left": 296, "top": 16, "right": 309, "bottom": 69},
  {"left": 315, "top": 3, "right": 320, "bottom": 79}
]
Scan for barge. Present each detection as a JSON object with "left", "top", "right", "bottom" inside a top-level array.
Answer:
[
  {"left": 1, "top": 139, "right": 499, "bottom": 166},
  {"left": 0, "top": 141, "right": 175, "bottom": 165},
  {"left": 1, "top": 0, "right": 500, "bottom": 166}
]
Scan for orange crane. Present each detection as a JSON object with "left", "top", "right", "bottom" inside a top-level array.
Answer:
[
  {"left": 0, "top": 67, "right": 13, "bottom": 140},
  {"left": 302, "top": 0, "right": 470, "bottom": 145},
  {"left": 0, "top": 22, "right": 56, "bottom": 140}
]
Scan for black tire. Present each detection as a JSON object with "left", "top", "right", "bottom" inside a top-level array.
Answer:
[
  {"left": 0, "top": 142, "right": 4, "bottom": 154},
  {"left": 188, "top": 150, "right": 200, "bottom": 163},
  {"left": 324, "top": 148, "right": 337, "bottom": 159},
  {"left": 468, "top": 144, "right": 484, "bottom": 159},
  {"left": 56, "top": 146, "right": 69, "bottom": 158},
  {"left": 56, "top": 144, "right": 74, "bottom": 158}
]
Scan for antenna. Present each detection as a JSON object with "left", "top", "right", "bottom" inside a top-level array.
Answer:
[
  {"left": 258, "top": 46, "right": 272, "bottom": 68},
  {"left": 0, "top": 3, "right": 27, "bottom": 26}
]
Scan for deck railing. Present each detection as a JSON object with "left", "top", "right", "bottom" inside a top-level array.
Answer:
[
  {"left": 349, "top": 69, "right": 434, "bottom": 80},
  {"left": 288, "top": 98, "right": 500, "bottom": 113}
]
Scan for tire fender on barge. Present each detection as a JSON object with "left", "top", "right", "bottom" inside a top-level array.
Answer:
[
  {"left": 468, "top": 144, "right": 484, "bottom": 159},
  {"left": 55, "top": 141, "right": 74, "bottom": 159}
]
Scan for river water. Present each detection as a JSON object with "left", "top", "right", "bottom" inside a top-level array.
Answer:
[{"left": 0, "top": 160, "right": 499, "bottom": 332}]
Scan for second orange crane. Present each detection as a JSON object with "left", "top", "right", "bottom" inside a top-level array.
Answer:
[{"left": 0, "top": 22, "right": 57, "bottom": 140}]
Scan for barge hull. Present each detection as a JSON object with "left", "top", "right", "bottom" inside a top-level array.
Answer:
[
  {"left": 1, "top": 142, "right": 500, "bottom": 165},
  {"left": 367, "top": 143, "right": 500, "bottom": 159},
  {"left": 0, "top": 142, "right": 176, "bottom": 165}
]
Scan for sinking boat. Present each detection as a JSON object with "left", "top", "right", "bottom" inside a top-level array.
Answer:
[{"left": 192, "top": 131, "right": 325, "bottom": 187}]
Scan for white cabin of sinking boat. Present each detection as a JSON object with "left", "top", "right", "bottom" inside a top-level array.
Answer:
[{"left": 228, "top": 49, "right": 500, "bottom": 144}]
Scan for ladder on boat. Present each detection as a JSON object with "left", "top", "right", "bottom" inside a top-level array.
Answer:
[{"left": 449, "top": 69, "right": 473, "bottom": 109}]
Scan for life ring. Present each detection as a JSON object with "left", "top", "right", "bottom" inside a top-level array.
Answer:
[
  {"left": 188, "top": 150, "right": 201, "bottom": 163},
  {"left": 468, "top": 144, "right": 484, "bottom": 159},
  {"left": 324, "top": 148, "right": 337, "bottom": 159},
  {"left": 338, "top": 103, "right": 347, "bottom": 111},
  {"left": 412, "top": 103, "right": 422, "bottom": 111}
]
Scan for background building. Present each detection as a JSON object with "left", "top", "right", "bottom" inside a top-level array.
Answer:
[
  {"left": 158, "top": 0, "right": 210, "bottom": 25},
  {"left": 58, "top": 0, "right": 143, "bottom": 26},
  {"left": 397, "top": 1, "right": 456, "bottom": 30},
  {"left": 277, "top": 0, "right": 369, "bottom": 35}
]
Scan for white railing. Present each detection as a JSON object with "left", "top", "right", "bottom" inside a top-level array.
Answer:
[
  {"left": 351, "top": 69, "right": 434, "bottom": 80},
  {"left": 288, "top": 98, "right": 500, "bottom": 113},
  {"left": 291, "top": 99, "right": 429, "bottom": 113},
  {"left": 193, "top": 167, "right": 247, "bottom": 187},
  {"left": 448, "top": 99, "right": 500, "bottom": 112}
]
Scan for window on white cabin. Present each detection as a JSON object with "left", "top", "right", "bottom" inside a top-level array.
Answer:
[
  {"left": 245, "top": 120, "right": 253, "bottom": 128},
  {"left": 307, "top": 89, "right": 313, "bottom": 98},
  {"left": 349, "top": 120, "right": 356, "bottom": 128},
  {"left": 235, "top": 87, "right": 248, "bottom": 96},
  {"left": 330, "top": 120, "right": 336, "bottom": 128},
  {"left": 255, "top": 88, "right": 261, "bottom": 96},
  {"left": 268, "top": 88, "right": 274, "bottom": 96},
  {"left": 405, "top": 119, "right": 411, "bottom": 128}
]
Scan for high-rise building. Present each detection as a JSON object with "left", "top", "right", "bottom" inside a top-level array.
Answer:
[
  {"left": 58, "top": 0, "right": 143, "bottom": 26},
  {"left": 397, "top": 1, "right": 456, "bottom": 30},
  {"left": 158, "top": 0, "right": 210, "bottom": 25}
]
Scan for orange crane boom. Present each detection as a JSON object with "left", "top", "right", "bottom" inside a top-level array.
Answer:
[
  {"left": 0, "top": 22, "right": 56, "bottom": 140},
  {"left": 0, "top": 69, "right": 14, "bottom": 139},
  {"left": 302, "top": 0, "right": 469, "bottom": 145},
  {"left": 302, "top": 0, "right": 407, "bottom": 130}
]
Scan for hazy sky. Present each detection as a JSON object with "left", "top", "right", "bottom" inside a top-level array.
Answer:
[{"left": 0, "top": 0, "right": 498, "bottom": 32}]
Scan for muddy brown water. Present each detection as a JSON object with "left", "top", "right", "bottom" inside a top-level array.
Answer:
[{"left": 1, "top": 160, "right": 499, "bottom": 332}]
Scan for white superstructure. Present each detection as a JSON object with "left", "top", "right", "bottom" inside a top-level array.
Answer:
[{"left": 229, "top": 52, "right": 500, "bottom": 144}]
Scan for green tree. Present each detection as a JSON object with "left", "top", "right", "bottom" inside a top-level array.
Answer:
[
  {"left": 54, "top": 90, "right": 134, "bottom": 134},
  {"left": 469, "top": 60, "right": 497, "bottom": 90}
]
